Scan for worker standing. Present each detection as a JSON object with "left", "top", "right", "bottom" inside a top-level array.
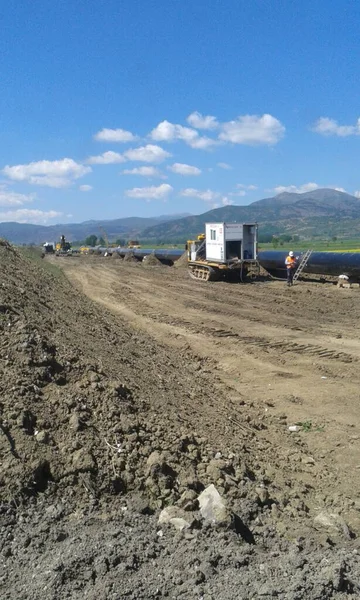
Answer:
[{"left": 285, "top": 251, "right": 297, "bottom": 286}]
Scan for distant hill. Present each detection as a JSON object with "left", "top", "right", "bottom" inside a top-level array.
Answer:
[
  {"left": 141, "top": 189, "right": 360, "bottom": 240},
  {"left": 2, "top": 189, "right": 360, "bottom": 245},
  {"left": 0, "top": 213, "right": 191, "bottom": 245}
]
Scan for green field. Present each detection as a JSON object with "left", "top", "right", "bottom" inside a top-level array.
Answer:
[
  {"left": 259, "top": 239, "right": 360, "bottom": 253},
  {"left": 135, "top": 240, "right": 360, "bottom": 253}
]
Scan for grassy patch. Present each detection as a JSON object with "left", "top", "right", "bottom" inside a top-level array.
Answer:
[
  {"left": 296, "top": 420, "right": 325, "bottom": 433},
  {"left": 19, "top": 247, "right": 64, "bottom": 279}
]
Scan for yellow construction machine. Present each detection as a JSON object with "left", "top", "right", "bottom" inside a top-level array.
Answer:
[
  {"left": 55, "top": 235, "right": 72, "bottom": 256},
  {"left": 128, "top": 240, "right": 141, "bottom": 249},
  {"left": 187, "top": 222, "right": 259, "bottom": 282}
]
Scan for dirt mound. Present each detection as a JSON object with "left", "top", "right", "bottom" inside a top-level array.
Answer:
[
  {"left": 174, "top": 250, "right": 188, "bottom": 268},
  {"left": 124, "top": 251, "right": 138, "bottom": 263},
  {"left": 111, "top": 250, "right": 122, "bottom": 259},
  {"left": 0, "top": 247, "right": 224, "bottom": 507},
  {"left": 142, "top": 253, "right": 162, "bottom": 266},
  {"left": 1, "top": 245, "right": 360, "bottom": 599}
]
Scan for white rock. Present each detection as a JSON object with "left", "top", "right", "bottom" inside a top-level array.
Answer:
[
  {"left": 314, "top": 511, "right": 350, "bottom": 537},
  {"left": 158, "top": 506, "right": 191, "bottom": 531},
  {"left": 198, "top": 484, "right": 231, "bottom": 526}
]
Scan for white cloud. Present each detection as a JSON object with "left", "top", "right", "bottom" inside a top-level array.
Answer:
[
  {"left": 182, "top": 187, "right": 246, "bottom": 206},
  {"left": 0, "top": 209, "right": 62, "bottom": 224},
  {"left": 221, "top": 197, "right": 234, "bottom": 206},
  {"left": 219, "top": 114, "right": 285, "bottom": 145},
  {"left": 149, "top": 120, "right": 217, "bottom": 150},
  {"left": 150, "top": 120, "right": 197, "bottom": 143},
  {"left": 272, "top": 183, "right": 347, "bottom": 195},
  {"left": 354, "top": 191, "right": 360, "bottom": 199},
  {"left": 181, "top": 188, "right": 220, "bottom": 202},
  {"left": 217, "top": 162, "right": 232, "bottom": 170},
  {"left": 229, "top": 190, "right": 246, "bottom": 197},
  {"left": 124, "top": 144, "right": 171, "bottom": 163},
  {"left": 273, "top": 182, "right": 319, "bottom": 194},
  {"left": 122, "top": 166, "right": 165, "bottom": 178},
  {"left": 94, "top": 128, "right": 138, "bottom": 142},
  {"left": 237, "top": 183, "right": 258, "bottom": 190},
  {"left": 79, "top": 184, "right": 93, "bottom": 192},
  {"left": 125, "top": 183, "right": 173, "bottom": 200},
  {"left": 230, "top": 183, "right": 258, "bottom": 196},
  {"left": 0, "top": 188, "right": 36, "bottom": 207},
  {"left": 312, "top": 117, "right": 360, "bottom": 137},
  {"left": 168, "top": 163, "right": 201, "bottom": 176},
  {"left": 2, "top": 158, "right": 91, "bottom": 188},
  {"left": 189, "top": 136, "right": 218, "bottom": 149},
  {"left": 187, "top": 111, "right": 219, "bottom": 130},
  {"left": 87, "top": 151, "right": 125, "bottom": 164}
]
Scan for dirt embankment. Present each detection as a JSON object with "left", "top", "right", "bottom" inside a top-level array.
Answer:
[{"left": 1, "top": 245, "right": 360, "bottom": 600}]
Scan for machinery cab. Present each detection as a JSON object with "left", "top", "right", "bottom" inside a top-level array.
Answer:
[
  {"left": 187, "top": 222, "right": 258, "bottom": 281},
  {"left": 204, "top": 223, "right": 257, "bottom": 263},
  {"left": 187, "top": 234, "right": 205, "bottom": 261},
  {"left": 188, "top": 223, "right": 258, "bottom": 264},
  {"left": 55, "top": 235, "right": 72, "bottom": 255}
]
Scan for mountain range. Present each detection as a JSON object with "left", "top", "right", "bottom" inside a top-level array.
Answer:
[
  {"left": 140, "top": 189, "right": 360, "bottom": 241},
  {"left": 1, "top": 189, "right": 360, "bottom": 244},
  {"left": 0, "top": 213, "right": 191, "bottom": 245}
]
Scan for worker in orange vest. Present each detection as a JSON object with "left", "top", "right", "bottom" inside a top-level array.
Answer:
[{"left": 285, "top": 251, "right": 297, "bottom": 286}]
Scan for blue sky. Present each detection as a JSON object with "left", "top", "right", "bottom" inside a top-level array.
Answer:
[{"left": 1, "top": 0, "right": 360, "bottom": 224}]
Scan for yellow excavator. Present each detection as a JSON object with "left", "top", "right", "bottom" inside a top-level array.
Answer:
[{"left": 55, "top": 235, "right": 72, "bottom": 256}]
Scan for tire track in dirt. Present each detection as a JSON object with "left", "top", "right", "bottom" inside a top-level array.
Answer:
[{"left": 59, "top": 259, "right": 360, "bottom": 510}]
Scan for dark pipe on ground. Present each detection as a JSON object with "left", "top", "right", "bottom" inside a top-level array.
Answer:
[
  {"left": 258, "top": 250, "right": 360, "bottom": 280},
  {"left": 98, "top": 247, "right": 360, "bottom": 280}
]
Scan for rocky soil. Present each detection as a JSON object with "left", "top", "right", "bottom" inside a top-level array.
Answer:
[{"left": 1, "top": 242, "right": 360, "bottom": 599}]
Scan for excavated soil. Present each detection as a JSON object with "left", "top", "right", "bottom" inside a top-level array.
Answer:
[
  {"left": 1, "top": 245, "right": 360, "bottom": 599},
  {"left": 174, "top": 251, "right": 189, "bottom": 269},
  {"left": 142, "top": 254, "right": 163, "bottom": 267}
]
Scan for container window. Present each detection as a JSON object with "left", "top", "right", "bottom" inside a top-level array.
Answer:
[{"left": 210, "top": 229, "right": 216, "bottom": 240}]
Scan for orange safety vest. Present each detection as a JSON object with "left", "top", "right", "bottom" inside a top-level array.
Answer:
[{"left": 285, "top": 256, "right": 296, "bottom": 269}]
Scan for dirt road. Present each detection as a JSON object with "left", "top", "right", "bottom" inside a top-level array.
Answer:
[{"left": 60, "top": 257, "right": 360, "bottom": 531}]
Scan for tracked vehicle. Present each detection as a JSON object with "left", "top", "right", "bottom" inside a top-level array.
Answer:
[
  {"left": 55, "top": 235, "right": 72, "bottom": 256},
  {"left": 187, "top": 223, "right": 258, "bottom": 282}
]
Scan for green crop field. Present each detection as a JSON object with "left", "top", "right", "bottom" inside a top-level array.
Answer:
[{"left": 258, "top": 239, "right": 360, "bottom": 253}]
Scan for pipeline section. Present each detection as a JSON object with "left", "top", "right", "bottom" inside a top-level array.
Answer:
[
  {"left": 98, "top": 247, "right": 360, "bottom": 280},
  {"left": 258, "top": 250, "right": 360, "bottom": 280}
]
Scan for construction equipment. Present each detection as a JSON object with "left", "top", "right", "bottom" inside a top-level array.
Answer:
[
  {"left": 293, "top": 249, "right": 313, "bottom": 283},
  {"left": 187, "top": 222, "right": 259, "bottom": 282},
  {"left": 42, "top": 242, "right": 55, "bottom": 254},
  {"left": 55, "top": 235, "right": 72, "bottom": 256},
  {"left": 128, "top": 240, "right": 141, "bottom": 249}
]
